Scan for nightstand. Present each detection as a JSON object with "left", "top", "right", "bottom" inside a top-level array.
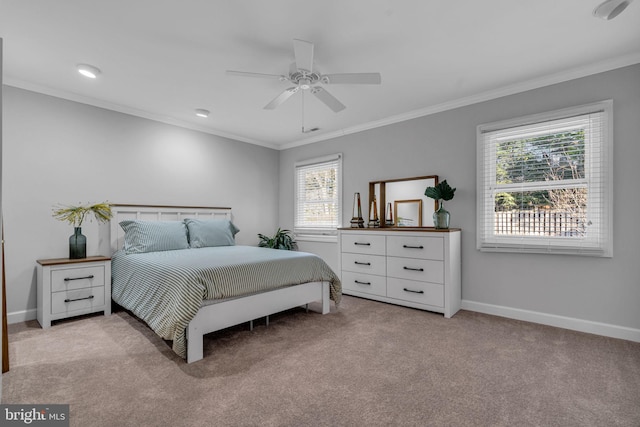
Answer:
[{"left": 36, "top": 256, "right": 111, "bottom": 328}]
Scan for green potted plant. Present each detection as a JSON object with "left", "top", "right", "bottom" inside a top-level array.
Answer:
[
  {"left": 424, "top": 180, "right": 456, "bottom": 229},
  {"left": 258, "top": 228, "right": 297, "bottom": 250},
  {"left": 52, "top": 202, "right": 113, "bottom": 258}
]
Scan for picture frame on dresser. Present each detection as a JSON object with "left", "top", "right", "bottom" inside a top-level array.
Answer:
[{"left": 394, "top": 199, "right": 422, "bottom": 227}]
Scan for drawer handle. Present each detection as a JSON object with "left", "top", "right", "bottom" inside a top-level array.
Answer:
[
  {"left": 403, "top": 266, "right": 424, "bottom": 272},
  {"left": 64, "top": 295, "right": 95, "bottom": 303},
  {"left": 403, "top": 288, "right": 424, "bottom": 294},
  {"left": 354, "top": 261, "right": 371, "bottom": 266},
  {"left": 354, "top": 280, "right": 371, "bottom": 285},
  {"left": 354, "top": 242, "right": 371, "bottom": 246},
  {"left": 64, "top": 275, "right": 95, "bottom": 282},
  {"left": 403, "top": 245, "right": 424, "bottom": 249}
]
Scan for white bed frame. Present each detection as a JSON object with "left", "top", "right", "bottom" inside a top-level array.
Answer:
[{"left": 106, "top": 204, "right": 330, "bottom": 363}]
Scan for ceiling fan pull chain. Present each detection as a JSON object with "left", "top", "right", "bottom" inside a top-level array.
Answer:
[{"left": 301, "top": 90, "right": 305, "bottom": 133}]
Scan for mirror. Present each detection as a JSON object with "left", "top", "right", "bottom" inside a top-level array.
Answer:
[{"left": 369, "top": 175, "right": 438, "bottom": 228}]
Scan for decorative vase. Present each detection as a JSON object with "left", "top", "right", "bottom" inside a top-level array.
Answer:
[
  {"left": 69, "top": 227, "right": 87, "bottom": 259},
  {"left": 433, "top": 202, "right": 450, "bottom": 229}
]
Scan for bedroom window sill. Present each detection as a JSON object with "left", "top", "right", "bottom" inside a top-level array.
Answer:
[{"left": 295, "top": 234, "right": 338, "bottom": 243}]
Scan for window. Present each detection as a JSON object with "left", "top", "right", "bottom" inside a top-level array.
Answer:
[
  {"left": 294, "top": 153, "right": 342, "bottom": 238},
  {"left": 477, "top": 100, "right": 612, "bottom": 256}
]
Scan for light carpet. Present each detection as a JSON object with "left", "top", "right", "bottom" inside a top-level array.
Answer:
[{"left": 3, "top": 295, "right": 640, "bottom": 426}]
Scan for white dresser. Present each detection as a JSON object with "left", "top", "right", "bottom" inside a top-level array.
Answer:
[
  {"left": 338, "top": 228, "right": 461, "bottom": 318},
  {"left": 36, "top": 256, "right": 112, "bottom": 328}
]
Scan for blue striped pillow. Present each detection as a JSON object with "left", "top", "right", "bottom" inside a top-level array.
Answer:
[
  {"left": 184, "top": 218, "right": 239, "bottom": 248},
  {"left": 120, "top": 220, "right": 189, "bottom": 254}
]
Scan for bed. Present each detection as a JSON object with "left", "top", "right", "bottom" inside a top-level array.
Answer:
[{"left": 106, "top": 204, "right": 341, "bottom": 363}]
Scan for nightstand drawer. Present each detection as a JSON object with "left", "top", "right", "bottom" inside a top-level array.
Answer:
[
  {"left": 51, "top": 265, "right": 105, "bottom": 292},
  {"left": 387, "top": 235, "right": 443, "bottom": 260},
  {"left": 387, "top": 278, "right": 444, "bottom": 307},
  {"left": 387, "top": 256, "right": 443, "bottom": 283},
  {"left": 341, "top": 234, "right": 386, "bottom": 255},
  {"left": 342, "top": 253, "right": 386, "bottom": 276},
  {"left": 51, "top": 287, "right": 106, "bottom": 315},
  {"left": 342, "top": 271, "right": 386, "bottom": 296}
]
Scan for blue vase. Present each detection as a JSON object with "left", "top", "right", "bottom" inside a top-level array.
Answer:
[
  {"left": 69, "top": 227, "right": 87, "bottom": 259},
  {"left": 433, "top": 202, "right": 450, "bottom": 229}
]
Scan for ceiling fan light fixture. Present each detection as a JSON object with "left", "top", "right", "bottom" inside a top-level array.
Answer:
[
  {"left": 299, "top": 78, "right": 311, "bottom": 90},
  {"left": 77, "top": 63, "right": 101, "bottom": 79},
  {"left": 593, "top": 0, "right": 634, "bottom": 20},
  {"left": 195, "top": 109, "right": 210, "bottom": 118}
]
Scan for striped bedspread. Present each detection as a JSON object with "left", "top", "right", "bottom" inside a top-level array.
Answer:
[{"left": 111, "top": 246, "right": 342, "bottom": 358}]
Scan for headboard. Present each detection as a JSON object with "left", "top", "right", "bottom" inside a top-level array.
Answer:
[{"left": 106, "top": 204, "right": 232, "bottom": 254}]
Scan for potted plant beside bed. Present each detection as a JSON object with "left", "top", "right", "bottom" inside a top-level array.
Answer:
[
  {"left": 52, "top": 202, "right": 112, "bottom": 258},
  {"left": 258, "top": 228, "right": 297, "bottom": 250}
]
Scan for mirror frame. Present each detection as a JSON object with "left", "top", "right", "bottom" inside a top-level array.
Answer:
[{"left": 368, "top": 175, "right": 439, "bottom": 228}]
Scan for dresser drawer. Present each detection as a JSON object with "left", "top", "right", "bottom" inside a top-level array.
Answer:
[
  {"left": 342, "top": 253, "right": 386, "bottom": 276},
  {"left": 387, "top": 256, "right": 444, "bottom": 284},
  {"left": 51, "top": 287, "right": 106, "bottom": 315},
  {"left": 386, "top": 235, "right": 443, "bottom": 260},
  {"left": 341, "top": 234, "right": 386, "bottom": 255},
  {"left": 51, "top": 265, "right": 106, "bottom": 292},
  {"left": 387, "top": 278, "right": 444, "bottom": 307},
  {"left": 342, "top": 271, "right": 386, "bottom": 297}
]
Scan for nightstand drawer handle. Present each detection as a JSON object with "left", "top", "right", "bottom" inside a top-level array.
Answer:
[
  {"left": 354, "top": 261, "right": 371, "bottom": 266},
  {"left": 64, "top": 275, "right": 94, "bottom": 282},
  {"left": 354, "top": 280, "right": 371, "bottom": 285},
  {"left": 403, "top": 288, "right": 424, "bottom": 294},
  {"left": 64, "top": 295, "right": 95, "bottom": 303},
  {"left": 403, "top": 244, "right": 424, "bottom": 249},
  {"left": 354, "top": 242, "right": 371, "bottom": 246},
  {"left": 403, "top": 266, "right": 424, "bottom": 272}
]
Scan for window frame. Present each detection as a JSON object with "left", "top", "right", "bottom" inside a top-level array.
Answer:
[
  {"left": 476, "top": 100, "right": 613, "bottom": 257},
  {"left": 294, "top": 153, "right": 342, "bottom": 242}
]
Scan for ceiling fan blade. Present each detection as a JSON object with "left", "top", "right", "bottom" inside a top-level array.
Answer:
[
  {"left": 226, "top": 70, "right": 286, "bottom": 80},
  {"left": 264, "top": 87, "right": 299, "bottom": 110},
  {"left": 293, "top": 39, "right": 314, "bottom": 73},
  {"left": 311, "top": 87, "right": 346, "bottom": 112},
  {"left": 321, "top": 73, "right": 382, "bottom": 84}
]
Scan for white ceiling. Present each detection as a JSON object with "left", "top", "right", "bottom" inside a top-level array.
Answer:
[{"left": 1, "top": 0, "right": 639, "bottom": 149}]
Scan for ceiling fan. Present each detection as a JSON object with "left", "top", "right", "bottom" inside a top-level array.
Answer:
[{"left": 226, "top": 39, "right": 381, "bottom": 113}]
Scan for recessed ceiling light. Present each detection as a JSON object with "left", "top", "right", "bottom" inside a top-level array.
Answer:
[
  {"left": 593, "top": 0, "right": 634, "bottom": 20},
  {"left": 195, "top": 109, "right": 210, "bottom": 118},
  {"left": 77, "top": 64, "right": 101, "bottom": 79}
]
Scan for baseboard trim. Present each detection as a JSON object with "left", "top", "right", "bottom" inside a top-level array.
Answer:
[
  {"left": 461, "top": 300, "right": 640, "bottom": 343},
  {"left": 8, "top": 308, "right": 37, "bottom": 325}
]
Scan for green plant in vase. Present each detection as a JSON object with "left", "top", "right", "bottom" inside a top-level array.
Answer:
[
  {"left": 425, "top": 180, "right": 456, "bottom": 229},
  {"left": 52, "top": 202, "right": 113, "bottom": 259},
  {"left": 257, "top": 228, "right": 298, "bottom": 250}
]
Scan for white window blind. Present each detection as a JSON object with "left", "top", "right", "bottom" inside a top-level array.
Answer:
[
  {"left": 294, "top": 154, "right": 342, "bottom": 235},
  {"left": 477, "top": 100, "right": 612, "bottom": 256}
]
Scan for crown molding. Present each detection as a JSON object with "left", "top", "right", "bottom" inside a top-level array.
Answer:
[
  {"left": 280, "top": 52, "right": 640, "bottom": 150},
  {"left": 2, "top": 78, "right": 280, "bottom": 150},
  {"left": 5, "top": 52, "right": 639, "bottom": 152}
]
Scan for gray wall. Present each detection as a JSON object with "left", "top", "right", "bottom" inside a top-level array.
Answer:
[
  {"left": 2, "top": 86, "right": 280, "bottom": 319},
  {"left": 279, "top": 64, "right": 640, "bottom": 333}
]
